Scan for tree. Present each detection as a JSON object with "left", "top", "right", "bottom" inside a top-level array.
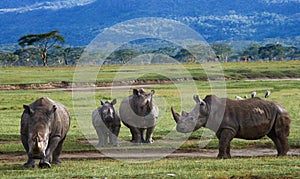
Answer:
[
  {"left": 108, "top": 48, "right": 140, "bottom": 64},
  {"left": 0, "top": 52, "right": 19, "bottom": 66},
  {"left": 210, "top": 43, "right": 233, "bottom": 62},
  {"left": 18, "top": 30, "right": 65, "bottom": 66},
  {"left": 240, "top": 43, "right": 261, "bottom": 60},
  {"left": 258, "top": 43, "right": 285, "bottom": 61}
]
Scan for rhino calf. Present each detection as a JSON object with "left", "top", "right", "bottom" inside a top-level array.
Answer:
[
  {"left": 92, "top": 99, "right": 121, "bottom": 147},
  {"left": 21, "top": 97, "right": 70, "bottom": 168},
  {"left": 172, "top": 94, "right": 290, "bottom": 158},
  {"left": 119, "top": 88, "right": 159, "bottom": 144}
]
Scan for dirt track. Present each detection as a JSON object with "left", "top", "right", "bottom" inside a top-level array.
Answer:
[{"left": 1, "top": 148, "right": 300, "bottom": 163}]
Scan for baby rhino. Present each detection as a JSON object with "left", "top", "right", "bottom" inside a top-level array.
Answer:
[
  {"left": 92, "top": 99, "right": 121, "bottom": 147},
  {"left": 21, "top": 97, "right": 70, "bottom": 168}
]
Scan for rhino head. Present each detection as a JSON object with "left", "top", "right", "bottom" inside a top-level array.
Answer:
[
  {"left": 131, "top": 88, "right": 155, "bottom": 116},
  {"left": 23, "top": 105, "right": 56, "bottom": 159},
  {"left": 99, "top": 99, "right": 117, "bottom": 122},
  {"left": 171, "top": 95, "right": 209, "bottom": 133}
]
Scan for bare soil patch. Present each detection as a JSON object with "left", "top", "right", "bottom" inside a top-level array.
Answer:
[{"left": 1, "top": 148, "right": 300, "bottom": 163}]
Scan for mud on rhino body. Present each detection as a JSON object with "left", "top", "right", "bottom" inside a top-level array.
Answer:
[
  {"left": 92, "top": 99, "right": 121, "bottom": 147},
  {"left": 172, "top": 94, "right": 290, "bottom": 158},
  {"left": 21, "top": 97, "right": 70, "bottom": 168},
  {"left": 119, "top": 88, "right": 159, "bottom": 144}
]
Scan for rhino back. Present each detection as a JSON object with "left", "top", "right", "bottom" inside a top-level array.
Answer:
[{"left": 222, "top": 98, "right": 279, "bottom": 139}]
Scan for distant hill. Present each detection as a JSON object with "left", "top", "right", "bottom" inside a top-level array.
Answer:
[{"left": 0, "top": 0, "right": 299, "bottom": 47}]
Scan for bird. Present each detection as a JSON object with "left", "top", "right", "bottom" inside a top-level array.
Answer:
[
  {"left": 251, "top": 91, "right": 256, "bottom": 98},
  {"left": 265, "top": 90, "right": 271, "bottom": 98},
  {"left": 235, "top": 96, "right": 244, "bottom": 100}
]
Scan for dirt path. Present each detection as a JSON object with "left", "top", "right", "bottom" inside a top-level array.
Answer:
[{"left": 1, "top": 148, "right": 300, "bottom": 163}]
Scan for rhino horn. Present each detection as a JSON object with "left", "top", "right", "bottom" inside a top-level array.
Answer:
[{"left": 171, "top": 107, "right": 180, "bottom": 123}]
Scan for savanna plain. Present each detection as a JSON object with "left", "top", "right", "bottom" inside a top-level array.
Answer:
[{"left": 0, "top": 61, "right": 300, "bottom": 178}]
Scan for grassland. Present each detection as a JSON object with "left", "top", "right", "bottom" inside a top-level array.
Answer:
[
  {"left": 0, "top": 61, "right": 300, "bottom": 84},
  {"left": 0, "top": 61, "right": 300, "bottom": 178}
]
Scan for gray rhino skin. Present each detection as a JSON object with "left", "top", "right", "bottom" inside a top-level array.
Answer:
[
  {"left": 21, "top": 97, "right": 70, "bottom": 168},
  {"left": 119, "top": 88, "right": 159, "bottom": 144},
  {"left": 92, "top": 99, "right": 121, "bottom": 147},
  {"left": 172, "top": 95, "right": 290, "bottom": 158}
]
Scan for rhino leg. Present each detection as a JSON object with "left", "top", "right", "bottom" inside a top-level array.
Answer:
[
  {"left": 95, "top": 127, "right": 106, "bottom": 147},
  {"left": 24, "top": 158, "right": 36, "bottom": 168},
  {"left": 52, "top": 137, "right": 66, "bottom": 164},
  {"left": 267, "top": 129, "right": 289, "bottom": 156},
  {"left": 21, "top": 134, "right": 36, "bottom": 168},
  {"left": 110, "top": 125, "right": 120, "bottom": 147},
  {"left": 145, "top": 127, "right": 155, "bottom": 143},
  {"left": 21, "top": 134, "right": 29, "bottom": 153},
  {"left": 140, "top": 128, "right": 146, "bottom": 143},
  {"left": 131, "top": 127, "right": 142, "bottom": 144},
  {"left": 217, "top": 129, "right": 235, "bottom": 159}
]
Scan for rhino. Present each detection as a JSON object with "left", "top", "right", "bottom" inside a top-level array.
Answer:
[
  {"left": 92, "top": 99, "right": 121, "bottom": 147},
  {"left": 171, "top": 94, "right": 290, "bottom": 158},
  {"left": 119, "top": 88, "right": 159, "bottom": 144},
  {"left": 20, "top": 97, "right": 70, "bottom": 168}
]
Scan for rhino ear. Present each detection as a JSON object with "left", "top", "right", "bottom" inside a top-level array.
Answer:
[
  {"left": 150, "top": 89, "right": 155, "bottom": 95},
  {"left": 193, "top": 95, "right": 201, "bottom": 103},
  {"left": 23, "top": 105, "right": 34, "bottom": 115},
  {"left": 46, "top": 105, "right": 56, "bottom": 118},
  {"left": 133, "top": 89, "right": 139, "bottom": 96},
  {"left": 100, "top": 100, "right": 105, "bottom": 105},
  {"left": 111, "top": 99, "right": 117, "bottom": 105},
  {"left": 194, "top": 95, "right": 206, "bottom": 106},
  {"left": 50, "top": 105, "right": 57, "bottom": 113}
]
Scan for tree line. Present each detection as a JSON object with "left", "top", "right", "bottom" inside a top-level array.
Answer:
[{"left": 0, "top": 30, "right": 299, "bottom": 66}]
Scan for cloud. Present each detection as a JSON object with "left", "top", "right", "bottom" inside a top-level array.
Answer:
[{"left": 0, "top": 0, "right": 96, "bottom": 14}]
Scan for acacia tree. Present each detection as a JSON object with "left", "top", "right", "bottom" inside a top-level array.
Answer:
[
  {"left": 210, "top": 43, "right": 233, "bottom": 62},
  {"left": 18, "top": 30, "right": 65, "bottom": 66}
]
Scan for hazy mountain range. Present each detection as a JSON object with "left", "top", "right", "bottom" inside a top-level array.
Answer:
[{"left": 0, "top": 0, "right": 299, "bottom": 47}]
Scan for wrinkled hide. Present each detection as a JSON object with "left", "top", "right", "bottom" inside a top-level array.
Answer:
[
  {"left": 172, "top": 95, "right": 290, "bottom": 158},
  {"left": 21, "top": 97, "right": 70, "bottom": 168},
  {"left": 92, "top": 99, "right": 121, "bottom": 147},
  {"left": 120, "top": 88, "right": 159, "bottom": 144}
]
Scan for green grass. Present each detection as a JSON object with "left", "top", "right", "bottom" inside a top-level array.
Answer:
[
  {"left": 0, "top": 80, "right": 299, "bottom": 152},
  {"left": 1, "top": 61, "right": 300, "bottom": 85},
  {"left": 1, "top": 157, "right": 299, "bottom": 178},
  {"left": 1, "top": 62, "right": 300, "bottom": 178}
]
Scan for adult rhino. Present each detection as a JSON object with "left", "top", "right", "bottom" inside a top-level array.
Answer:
[
  {"left": 171, "top": 95, "right": 290, "bottom": 158},
  {"left": 21, "top": 97, "right": 70, "bottom": 168},
  {"left": 92, "top": 99, "right": 121, "bottom": 147},
  {"left": 119, "top": 88, "right": 158, "bottom": 144}
]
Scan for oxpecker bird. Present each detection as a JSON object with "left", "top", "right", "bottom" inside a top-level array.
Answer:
[
  {"left": 235, "top": 96, "right": 243, "bottom": 100},
  {"left": 251, "top": 91, "right": 256, "bottom": 98},
  {"left": 265, "top": 90, "right": 271, "bottom": 98}
]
